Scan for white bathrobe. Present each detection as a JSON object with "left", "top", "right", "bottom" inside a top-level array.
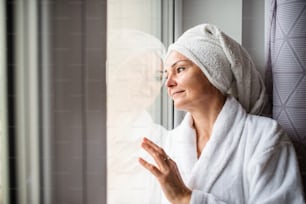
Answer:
[{"left": 162, "top": 96, "right": 305, "bottom": 204}]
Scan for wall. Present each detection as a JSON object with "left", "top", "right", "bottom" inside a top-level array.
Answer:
[
  {"left": 182, "top": 0, "right": 242, "bottom": 43},
  {"left": 242, "top": 0, "right": 265, "bottom": 77}
]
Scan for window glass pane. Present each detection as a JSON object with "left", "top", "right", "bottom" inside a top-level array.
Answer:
[{"left": 107, "top": 0, "right": 169, "bottom": 203}]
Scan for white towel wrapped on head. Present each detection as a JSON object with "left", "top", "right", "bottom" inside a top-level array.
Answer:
[{"left": 167, "top": 24, "right": 267, "bottom": 115}]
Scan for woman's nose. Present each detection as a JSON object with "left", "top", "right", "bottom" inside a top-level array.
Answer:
[{"left": 165, "top": 73, "right": 176, "bottom": 87}]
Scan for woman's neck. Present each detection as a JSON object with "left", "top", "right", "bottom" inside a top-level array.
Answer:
[{"left": 190, "top": 95, "right": 226, "bottom": 157}]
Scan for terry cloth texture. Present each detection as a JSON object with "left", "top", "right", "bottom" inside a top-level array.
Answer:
[
  {"left": 167, "top": 24, "right": 267, "bottom": 115},
  {"left": 162, "top": 96, "right": 305, "bottom": 204}
]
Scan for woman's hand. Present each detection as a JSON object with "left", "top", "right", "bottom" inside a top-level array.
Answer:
[{"left": 139, "top": 137, "right": 192, "bottom": 204}]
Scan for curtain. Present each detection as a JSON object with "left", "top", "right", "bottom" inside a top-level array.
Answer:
[{"left": 266, "top": 0, "right": 306, "bottom": 194}]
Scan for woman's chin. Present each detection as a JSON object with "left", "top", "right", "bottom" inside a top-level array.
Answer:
[{"left": 173, "top": 101, "right": 186, "bottom": 111}]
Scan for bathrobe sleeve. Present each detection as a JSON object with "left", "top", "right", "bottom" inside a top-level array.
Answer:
[
  {"left": 189, "top": 120, "right": 305, "bottom": 204},
  {"left": 246, "top": 132, "right": 305, "bottom": 203},
  {"left": 189, "top": 146, "right": 305, "bottom": 204},
  {"left": 245, "top": 119, "right": 305, "bottom": 204}
]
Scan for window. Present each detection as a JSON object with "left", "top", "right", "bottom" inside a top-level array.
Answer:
[
  {"left": 3, "top": 1, "right": 175, "bottom": 204},
  {"left": 107, "top": 0, "right": 174, "bottom": 203}
]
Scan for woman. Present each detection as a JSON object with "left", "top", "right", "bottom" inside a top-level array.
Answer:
[{"left": 139, "top": 24, "right": 305, "bottom": 203}]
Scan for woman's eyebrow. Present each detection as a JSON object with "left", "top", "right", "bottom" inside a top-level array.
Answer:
[
  {"left": 171, "top": 59, "right": 190, "bottom": 67},
  {"left": 165, "top": 59, "right": 190, "bottom": 73}
]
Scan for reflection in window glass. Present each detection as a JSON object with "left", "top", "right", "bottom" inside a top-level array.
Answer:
[{"left": 107, "top": 0, "right": 168, "bottom": 203}]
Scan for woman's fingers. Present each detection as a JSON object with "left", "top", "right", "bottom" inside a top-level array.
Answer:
[
  {"left": 141, "top": 137, "right": 169, "bottom": 171},
  {"left": 138, "top": 157, "right": 162, "bottom": 177},
  {"left": 142, "top": 137, "right": 166, "bottom": 156},
  {"left": 139, "top": 137, "right": 192, "bottom": 203}
]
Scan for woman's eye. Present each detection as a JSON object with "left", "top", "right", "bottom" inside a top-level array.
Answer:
[{"left": 177, "top": 67, "right": 185, "bottom": 73}]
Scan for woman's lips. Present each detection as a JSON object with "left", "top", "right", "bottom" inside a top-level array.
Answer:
[{"left": 172, "top": 90, "right": 185, "bottom": 97}]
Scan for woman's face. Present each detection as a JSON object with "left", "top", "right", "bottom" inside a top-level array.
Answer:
[{"left": 165, "top": 51, "right": 219, "bottom": 111}]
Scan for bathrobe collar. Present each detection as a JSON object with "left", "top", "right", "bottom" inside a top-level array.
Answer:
[{"left": 172, "top": 96, "right": 247, "bottom": 191}]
